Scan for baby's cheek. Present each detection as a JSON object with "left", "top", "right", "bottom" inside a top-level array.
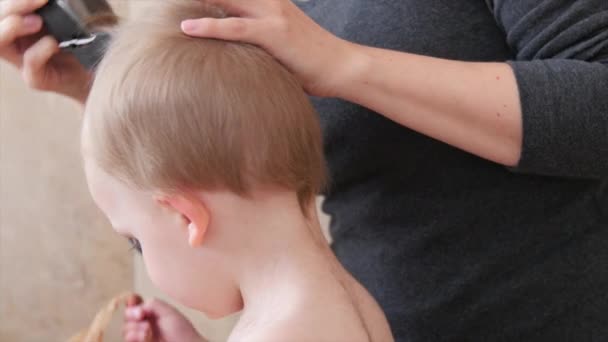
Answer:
[
  {"left": 142, "top": 248, "right": 192, "bottom": 304},
  {"left": 142, "top": 252, "right": 169, "bottom": 289}
]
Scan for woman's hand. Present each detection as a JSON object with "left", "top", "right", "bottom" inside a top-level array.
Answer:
[
  {"left": 0, "top": 0, "right": 92, "bottom": 104},
  {"left": 123, "top": 296, "right": 207, "bottom": 342},
  {"left": 181, "top": 0, "right": 523, "bottom": 166},
  {"left": 181, "top": 0, "right": 358, "bottom": 97}
]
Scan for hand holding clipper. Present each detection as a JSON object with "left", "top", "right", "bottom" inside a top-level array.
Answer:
[
  {"left": 0, "top": 0, "right": 114, "bottom": 102},
  {"left": 35, "top": 0, "right": 115, "bottom": 69}
]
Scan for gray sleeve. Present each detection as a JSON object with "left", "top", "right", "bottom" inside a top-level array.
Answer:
[{"left": 487, "top": 0, "right": 608, "bottom": 179}]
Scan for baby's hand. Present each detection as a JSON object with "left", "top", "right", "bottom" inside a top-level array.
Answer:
[{"left": 123, "top": 295, "right": 207, "bottom": 342}]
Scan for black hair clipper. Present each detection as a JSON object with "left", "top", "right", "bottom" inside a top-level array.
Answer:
[{"left": 36, "top": 0, "right": 114, "bottom": 69}]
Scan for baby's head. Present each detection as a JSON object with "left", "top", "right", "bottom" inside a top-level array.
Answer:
[{"left": 81, "top": 0, "right": 325, "bottom": 317}]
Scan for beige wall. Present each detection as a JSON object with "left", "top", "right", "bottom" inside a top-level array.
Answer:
[
  {"left": 0, "top": 1, "right": 132, "bottom": 341},
  {"left": 0, "top": 63, "right": 133, "bottom": 340}
]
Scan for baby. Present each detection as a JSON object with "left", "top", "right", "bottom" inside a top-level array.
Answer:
[{"left": 81, "top": 1, "right": 392, "bottom": 341}]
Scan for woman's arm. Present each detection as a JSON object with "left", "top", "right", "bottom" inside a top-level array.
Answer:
[
  {"left": 337, "top": 46, "right": 522, "bottom": 166},
  {"left": 182, "top": 0, "right": 608, "bottom": 177}
]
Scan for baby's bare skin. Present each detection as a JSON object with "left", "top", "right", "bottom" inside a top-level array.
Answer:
[
  {"left": 229, "top": 217, "right": 393, "bottom": 342},
  {"left": 120, "top": 206, "right": 392, "bottom": 342}
]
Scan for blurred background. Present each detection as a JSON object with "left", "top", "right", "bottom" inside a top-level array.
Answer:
[{"left": 0, "top": 1, "right": 330, "bottom": 340}]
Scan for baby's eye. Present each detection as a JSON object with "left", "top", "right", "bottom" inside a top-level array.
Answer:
[{"left": 127, "top": 237, "right": 142, "bottom": 254}]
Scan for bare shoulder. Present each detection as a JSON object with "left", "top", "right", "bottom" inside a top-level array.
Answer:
[
  {"left": 228, "top": 311, "right": 371, "bottom": 342},
  {"left": 230, "top": 324, "right": 369, "bottom": 342}
]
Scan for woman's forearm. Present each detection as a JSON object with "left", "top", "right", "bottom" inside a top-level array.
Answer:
[
  {"left": 178, "top": 0, "right": 523, "bottom": 166},
  {"left": 338, "top": 44, "right": 523, "bottom": 166}
]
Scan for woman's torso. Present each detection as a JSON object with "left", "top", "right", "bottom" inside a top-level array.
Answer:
[{"left": 297, "top": 0, "right": 608, "bottom": 340}]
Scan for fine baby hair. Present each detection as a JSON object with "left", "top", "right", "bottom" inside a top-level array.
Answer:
[{"left": 85, "top": 0, "right": 326, "bottom": 211}]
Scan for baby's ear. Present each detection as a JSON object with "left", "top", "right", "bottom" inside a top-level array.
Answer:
[{"left": 154, "top": 193, "right": 210, "bottom": 247}]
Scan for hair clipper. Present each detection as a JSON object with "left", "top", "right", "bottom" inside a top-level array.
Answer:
[{"left": 35, "top": 0, "right": 114, "bottom": 69}]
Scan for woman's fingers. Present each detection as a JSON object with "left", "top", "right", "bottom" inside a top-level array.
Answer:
[
  {"left": 0, "top": 14, "right": 44, "bottom": 66},
  {"left": 185, "top": 0, "right": 351, "bottom": 97},
  {"left": 22, "top": 35, "right": 57, "bottom": 89},
  {"left": 182, "top": 17, "right": 258, "bottom": 42},
  {"left": 0, "top": 0, "right": 47, "bottom": 66},
  {"left": 0, "top": 0, "right": 48, "bottom": 19},
  {"left": 0, "top": 14, "right": 42, "bottom": 47},
  {"left": 0, "top": 0, "right": 90, "bottom": 101}
]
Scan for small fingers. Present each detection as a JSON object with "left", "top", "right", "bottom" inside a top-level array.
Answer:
[
  {"left": 124, "top": 306, "right": 145, "bottom": 321},
  {"left": 124, "top": 330, "right": 146, "bottom": 342},
  {"left": 0, "top": 0, "right": 49, "bottom": 19},
  {"left": 123, "top": 321, "right": 152, "bottom": 342},
  {"left": 126, "top": 294, "right": 143, "bottom": 307},
  {"left": 181, "top": 17, "right": 257, "bottom": 42},
  {"left": 22, "top": 35, "right": 57, "bottom": 89},
  {"left": 140, "top": 321, "right": 153, "bottom": 342}
]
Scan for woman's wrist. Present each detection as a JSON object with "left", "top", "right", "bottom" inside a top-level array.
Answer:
[{"left": 325, "top": 41, "right": 371, "bottom": 100}]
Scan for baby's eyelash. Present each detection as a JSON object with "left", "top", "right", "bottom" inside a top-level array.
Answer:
[{"left": 128, "top": 237, "right": 142, "bottom": 254}]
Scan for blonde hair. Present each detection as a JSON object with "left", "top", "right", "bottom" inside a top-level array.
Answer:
[{"left": 84, "top": 0, "right": 326, "bottom": 211}]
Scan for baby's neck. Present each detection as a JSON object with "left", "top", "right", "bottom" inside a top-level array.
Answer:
[{"left": 229, "top": 203, "right": 392, "bottom": 342}]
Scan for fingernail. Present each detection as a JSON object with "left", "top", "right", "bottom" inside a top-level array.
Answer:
[
  {"left": 23, "top": 15, "right": 42, "bottom": 29},
  {"left": 181, "top": 20, "right": 198, "bottom": 32}
]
